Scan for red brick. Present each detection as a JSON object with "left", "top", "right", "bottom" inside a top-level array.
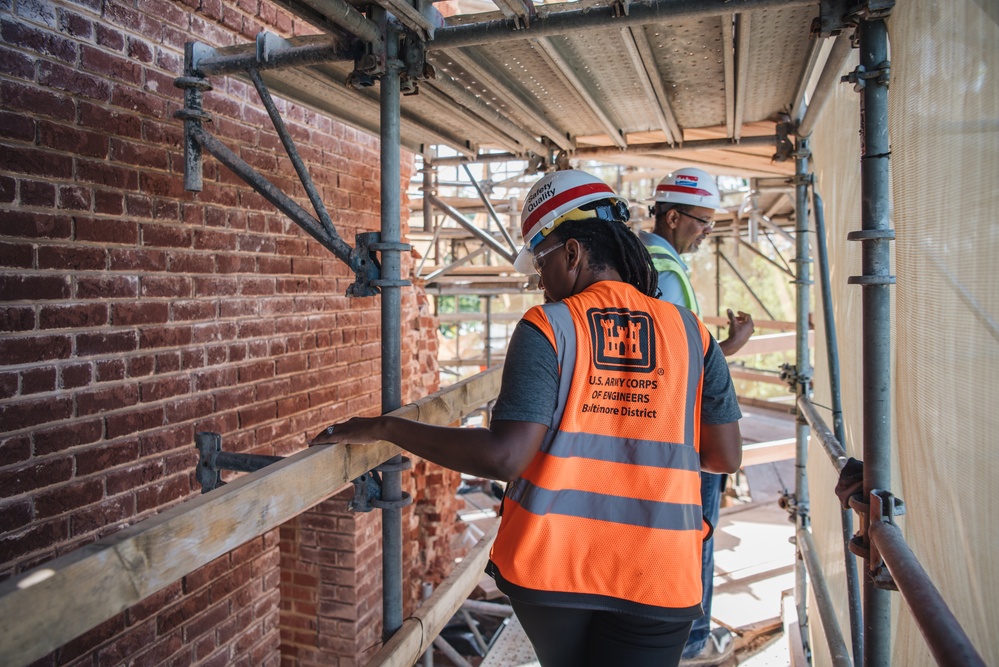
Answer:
[
  {"left": 78, "top": 101, "right": 142, "bottom": 139},
  {"left": 0, "top": 110, "right": 34, "bottom": 142},
  {"left": 127, "top": 36, "right": 154, "bottom": 63},
  {"left": 0, "top": 174, "right": 14, "bottom": 204},
  {"left": 0, "top": 306, "right": 34, "bottom": 332},
  {"left": 60, "top": 363, "right": 93, "bottom": 390},
  {"left": 34, "top": 478, "right": 105, "bottom": 519},
  {"left": 74, "top": 216, "right": 139, "bottom": 244},
  {"left": 135, "top": 473, "right": 191, "bottom": 513},
  {"left": 70, "top": 493, "right": 134, "bottom": 536},
  {"left": 111, "top": 85, "right": 165, "bottom": 119},
  {"left": 5, "top": 212, "right": 73, "bottom": 241},
  {"left": 0, "top": 145, "right": 73, "bottom": 179},
  {"left": 58, "top": 185, "right": 93, "bottom": 211},
  {"left": 75, "top": 330, "right": 138, "bottom": 356},
  {"left": 94, "top": 618, "right": 157, "bottom": 666},
  {"left": 141, "top": 118, "right": 182, "bottom": 148},
  {"left": 36, "top": 243, "right": 107, "bottom": 273},
  {"left": 38, "top": 60, "right": 111, "bottom": 101},
  {"left": 0, "top": 456, "right": 73, "bottom": 498},
  {"left": 0, "top": 18, "right": 78, "bottom": 64},
  {"left": 0, "top": 45, "right": 35, "bottom": 79},
  {"left": 75, "top": 158, "right": 139, "bottom": 190},
  {"left": 36, "top": 303, "right": 108, "bottom": 330},
  {"left": 105, "top": 404, "right": 165, "bottom": 438},
  {"left": 33, "top": 419, "right": 103, "bottom": 455},
  {"left": 0, "top": 517, "right": 69, "bottom": 567},
  {"left": 192, "top": 228, "right": 239, "bottom": 252},
  {"left": 74, "top": 439, "right": 139, "bottom": 476},
  {"left": 140, "top": 274, "right": 192, "bottom": 298},
  {"left": 138, "top": 325, "right": 193, "bottom": 350},
  {"left": 94, "top": 189, "right": 125, "bottom": 215},
  {"left": 19, "top": 179, "right": 56, "bottom": 207},
  {"left": 130, "top": 630, "right": 186, "bottom": 667},
  {"left": 0, "top": 373, "right": 17, "bottom": 400},
  {"left": 126, "top": 579, "right": 183, "bottom": 624},
  {"left": 95, "top": 357, "right": 126, "bottom": 382},
  {"left": 111, "top": 137, "right": 169, "bottom": 170},
  {"left": 94, "top": 20, "right": 126, "bottom": 50},
  {"left": 139, "top": 376, "right": 190, "bottom": 402},
  {"left": 59, "top": 9, "right": 94, "bottom": 38},
  {"left": 76, "top": 275, "right": 139, "bottom": 299},
  {"left": 167, "top": 251, "right": 215, "bottom": 274},
  {"left": 191, "top": 321, "right": 236, "bottom": 344},
  {"left": 0, "top": 80, "right": 76, "bottom": 121},
  {"left": 0, "top": 242, "right": 35, "bottom": 269},
  {"left": 38, "top": 120, "right": 109, "bottom": 159},
  {"left": 0, "top": 498, "right": 32, "bottom": 533},
  {"left": 80, "top": 44, "right": 142, "bottom": 83},
  {"left": 56, "top": 609, "right": 126, "bottom": 663},
  {"left": 171, "top": 300, "right": 216, "bottom": 322},
  {"left": 163, "top": 394, "right": 213, "bottom": 423},
  {"left": 126, "top": 354, "right": 155, "bottom": 378},
  {"left": 154, "top": 351, "right": 180, "bottom": 373},
  {"left": 75, "top": 383, "right": 139, "bottom": 417},
  {"left": 21, "top": 365, "right": 56, "bottom": 394},
  {"left": 107, "top": 247, "right": 168, "bottom": 271},
  {"left": 106, "top": 458, "right": 165, "bottom": 495},
  {"left": 141, "top": 223, "right": 192, "bottom": 249},
  {"left": 111, "top": 301, "right": 169, "bottom": 326},
  {"left": 0, "top": 335, "right": 72, "bottom": 366},
  {"left": 184, "top": 601, "right": 231, "bottom": 642}
]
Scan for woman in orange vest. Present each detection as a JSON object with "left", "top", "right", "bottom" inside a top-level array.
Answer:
[{"left": 311, "top": 170, "right": 743, "bottom": 667}]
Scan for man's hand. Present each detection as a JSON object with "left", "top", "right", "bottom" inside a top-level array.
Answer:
[{"left": 719, "top": 309, "right": 754, "bottom": 356}]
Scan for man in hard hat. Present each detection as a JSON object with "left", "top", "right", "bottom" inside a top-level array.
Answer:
[{"left": 641, "top": 167, "right": 754, "bottom": 666}]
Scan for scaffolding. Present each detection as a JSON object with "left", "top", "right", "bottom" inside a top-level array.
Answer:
[{"left": 0, "top": 0, "right": 995, "bottom": 665}]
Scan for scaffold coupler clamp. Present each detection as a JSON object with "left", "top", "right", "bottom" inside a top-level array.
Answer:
[
  {"left": 842, "top": 60, "right": 891, "bottom": 92},
  {"left": 778, "top": 489, "right": 801, "bottom": 524},
  {"left": 349, "top": 457, "right": 414, "bottom": 512},
  {"left": 779, "top": 363, "right": 811, "bottom": 393},
  {"left": 848, "top": 488, "right": 905, "bottom": 590}
]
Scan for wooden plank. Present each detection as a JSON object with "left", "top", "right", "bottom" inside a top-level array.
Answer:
[
  {"left": 724, "top": 331, "right": 814, "bottom": 357},
  {"left": 728, "top": 367, "right": 787, "bottom": 386},
  {"left": 741, "top": 438, "right": 796, "bottom": 467},
  {"left": 0, "top": 367, "right": 504, "bottom": 667},
  {"left": 701, "top": 316, "right": 800, "bottom": 332},
  {"left": 365, "top": 523, "right": 499, "bottom": 667}
]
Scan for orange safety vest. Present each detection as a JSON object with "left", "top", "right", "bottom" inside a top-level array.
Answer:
[{"left": 488, "top": 280, "right": 711, "bottom": 621}]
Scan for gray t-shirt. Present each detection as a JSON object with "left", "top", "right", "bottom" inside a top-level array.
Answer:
[{"left": 493, "top": 318, "right": 741, "bottom": 426}]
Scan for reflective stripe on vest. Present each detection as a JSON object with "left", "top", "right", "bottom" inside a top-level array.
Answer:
[
  {"left": 647, "top": 245, "right": 700, "bottom": 316},
  {"left": 489, "top": 281, "right": 710, "bottom": 618}
]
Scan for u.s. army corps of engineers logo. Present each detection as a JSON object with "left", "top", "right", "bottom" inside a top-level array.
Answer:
[{"left": 587, "top": 308, "right": 655, "bottom": 372}]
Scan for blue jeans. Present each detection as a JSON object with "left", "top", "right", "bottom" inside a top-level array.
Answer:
[{"left": 681, "top": 472, "right": 726, "bottom": 658}]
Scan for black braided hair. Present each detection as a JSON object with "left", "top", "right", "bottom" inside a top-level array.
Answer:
[{"left": 549, "top": 211, "right": 660, "bottom": 298}]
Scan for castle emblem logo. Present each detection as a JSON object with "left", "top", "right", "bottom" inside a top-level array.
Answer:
[{"left": 587, "top": 308, "right": 655, "bottom": 372}]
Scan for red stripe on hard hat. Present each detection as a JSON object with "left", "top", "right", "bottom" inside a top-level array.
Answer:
[
  {"left": 523, "top": 182, "right": 615, "bottom": 238},
  {"left": 656, "top": 184, "right": 714, "bottom": 197}
]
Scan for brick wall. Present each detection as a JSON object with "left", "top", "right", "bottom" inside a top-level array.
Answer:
[{"left": 0, "top": 0, "right": 458, "bottom": 663}]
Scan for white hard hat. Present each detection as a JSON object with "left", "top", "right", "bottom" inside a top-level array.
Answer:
[
  {"left": 648, "top": 167, "right": 724, "bottom": 211},
  {"left": 514, "top": 170, "right": 629, "bottom": 274}
]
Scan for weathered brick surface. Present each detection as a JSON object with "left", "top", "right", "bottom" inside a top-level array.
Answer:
[{"left": 1, "top": 0, "right": 455, "bottom": 663}]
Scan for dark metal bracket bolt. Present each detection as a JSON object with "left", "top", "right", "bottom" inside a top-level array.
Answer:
[
  {"left": 195, "top": 432, "right": 285, "bottom": 494},
  {"left": 349, "top": 457, "right": 414, "bottom": 512},
  {"left": 848, "top": 488, "right": 906, "bottom": 590}
]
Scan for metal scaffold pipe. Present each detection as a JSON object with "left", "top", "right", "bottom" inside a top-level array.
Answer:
[
  {"left": 847, "top": 17, "right": 895, "bottom": 667},
  {"left": 792, "top": 133, "right": 813, "bottom": 660},
  {"left": 428, "top": 0, "right": 817, "bottom": 49},
  {"left": 380, "top": 23, "right": 405, "bottom": 639}
]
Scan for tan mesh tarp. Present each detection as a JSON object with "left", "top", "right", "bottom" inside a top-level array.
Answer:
[{"left": 808, "top": 1, "right": 999, "bottom": 664}]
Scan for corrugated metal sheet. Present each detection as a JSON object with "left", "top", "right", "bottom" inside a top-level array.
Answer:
[{"left": 205, "top": 0, "right": 828, "bottom": 176}]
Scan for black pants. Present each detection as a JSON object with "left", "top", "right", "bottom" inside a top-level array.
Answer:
[{"left": 510, "top": 599, "right": 693, "bottom": 667}]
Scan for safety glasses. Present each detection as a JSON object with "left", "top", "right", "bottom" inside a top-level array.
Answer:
[
  {"left": 680, "top": 210, "right": 716, "bottom": 230},
  {"left": 532, "top": 242, "right": 565, "bottom": 274}
]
